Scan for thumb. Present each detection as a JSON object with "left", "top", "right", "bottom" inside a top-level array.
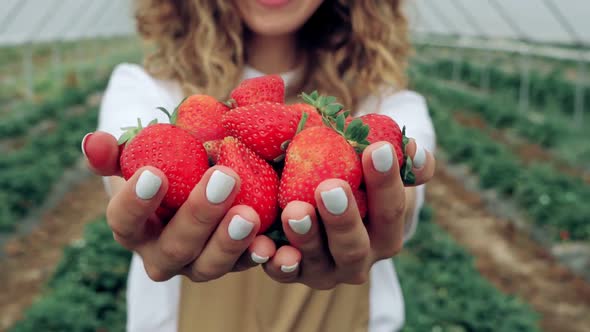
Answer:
[{"left": 82, "top": 131, "right": 122, "bottom": 176}]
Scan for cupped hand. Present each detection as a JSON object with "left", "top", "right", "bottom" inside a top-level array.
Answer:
[
  {"left": 262, "top": 139, "right": 435, "bottom": 289},
  {"left": 82, "top": 131, "right": 277, "bottom": 282}
]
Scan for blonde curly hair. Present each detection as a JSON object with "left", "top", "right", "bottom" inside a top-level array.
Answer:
[{"left": 134, "top": 0, "right": 410, "bottom": 109}]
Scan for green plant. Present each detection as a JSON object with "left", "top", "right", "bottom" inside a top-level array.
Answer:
[{"left": 396, "top": 207, "right": 541, "bottom": 332}]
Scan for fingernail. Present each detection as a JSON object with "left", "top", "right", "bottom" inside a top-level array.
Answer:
[
  {"left": 372, "top": 143, "right": 393, "bottom": 173},
  {"left": 413, "top": 144, "right": 426, "bottom": 169},
  {"left": 206, "top": 170, "right": 236, "bottom": 204},
  {"left": 228, "top": 215, "right": 254, "bottom": 241},
  {"left": 81, "top": 133, "right": 93, "bottom": 158},
  {"left": 288, "top": 215, "right": 312, "bottom": 235},
  {"left": 281, "top": 262, "right": 299, "bottom": 273},
  {"left": 321, "top": 187, "right": 348, "bottom": 215},
  {"left": 135, "top": 170, "right": 162, "bottom": 200},
  {"left": 251, "top": 252, "right": 269, "bottom": 264}
]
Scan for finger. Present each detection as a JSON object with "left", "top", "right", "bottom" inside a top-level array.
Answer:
[
  {"left": 404, "top": 139, "right": 435, "bottom": 186},
  {"left": 315, "top": 179, "right": 370, "bottom": 282},
  {"left": 263, "top": 245, "right": 301, "bottom": 283},
  {"left": 106, "top": 166, "right": 168, "bottom": 249},
  {"left": 82, "top": 131, "right": 122, "bottom": 176},
  {"left": 234, "top": 235, "right": 277, "bottom": 271},
  {"left": 362, "top": 142, "right": 405, "bottom": 258},
  {"left": 186, "top": 206, "right": 260, "bottom": 282},
  {"left": 150, "top": 166, "right": 241, "bottom": 277},
  {"left": 281, "top": 201, "right": 332, "bottom": 272}
]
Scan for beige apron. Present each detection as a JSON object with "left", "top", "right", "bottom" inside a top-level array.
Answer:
[{"left": 178, "top": 266, "right": 369, "bottom": 332}]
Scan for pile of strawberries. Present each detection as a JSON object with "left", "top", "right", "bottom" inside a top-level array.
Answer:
[{"left": 118, "top": 75, "right": 414, "bottom": 237}]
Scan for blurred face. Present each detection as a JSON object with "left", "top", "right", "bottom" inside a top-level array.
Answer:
[{"left": 235, "top": 0, "right": 324, "bottom": 37}]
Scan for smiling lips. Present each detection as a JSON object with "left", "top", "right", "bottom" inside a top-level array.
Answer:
[{"left": 256, "top": 0, "right": 291, "bottom": 8}]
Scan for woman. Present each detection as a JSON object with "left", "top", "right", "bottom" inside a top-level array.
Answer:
[{"left": 82, "top": 0, "right": 436, "bottom": 331}]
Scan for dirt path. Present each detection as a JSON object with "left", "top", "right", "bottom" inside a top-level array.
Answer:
[
  {"left": 428, "top": 161, "right": 590, "bottom": 332},
  {"left": 0, "top": 175, "right": 108, "bottom": 331}
]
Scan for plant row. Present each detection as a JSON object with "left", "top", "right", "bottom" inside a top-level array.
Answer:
[
  {"left": 410, "top": 68, "right": 590, "bottom": 170},
  {"left": 410, "top": 67, "right": 569, "bottom": 147},
  {"left": 396, "top": 206, "right": 540, "bottom": 332},
  {"left": 0, "top": 50, "right": 141, "bottom": 139},
  {"left": 10, "top": 209, "right": 541, "bottom": 332},
  {"left": 9, "top": 218, "right": 131, "bottom": 332},
  {"left": 419, "top": 92, "right": 590, "bottom": 241},
  {"left": 0, "top": 100, "right": 99, "bottom": 231},
  {"left": 414, "top": 57, "right": 589, "bottom": 118}
]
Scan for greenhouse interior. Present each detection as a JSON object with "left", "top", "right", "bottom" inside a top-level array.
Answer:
[{"left": 0, "top": 0, "right": 588, "bottom": 331}]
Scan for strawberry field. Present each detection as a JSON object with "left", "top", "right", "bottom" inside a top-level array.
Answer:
[{"left": 2, "top": 40, "right": 590, "bottom": 332}]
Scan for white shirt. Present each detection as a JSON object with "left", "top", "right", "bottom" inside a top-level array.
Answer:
[{"left": 98, "top": 63, "right": 436, "bottom": 332}]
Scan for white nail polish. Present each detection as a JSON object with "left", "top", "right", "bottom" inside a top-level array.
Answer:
[
  {"left": 288, "top": 215, "right": 312, "bottom": 235},
  {"left": 135, "top": 170, "right": 162, "bottom": 200},
  {"left": 206, "top": 170, "right": 236, "bottom": 204},
  {"left": 251, "top": 252, "right": 269, "bottom": 264},
  {"left": 281, "top": 263, "right": 299, "bottom": 273},
  {"left": 413, "top": 144, "right": 426, "bottom": 169},
  {"left": 372, "top": 144, "right": 393, "bottom": 173},
  {"left": 228, "top": 215, "right": 254, "bottom": 241},
  {"left": 81, "top": 133, "right": 92, "bottom": 158},
  {"left": 321, "top": 187, "right": 348, "bottom": 215}
]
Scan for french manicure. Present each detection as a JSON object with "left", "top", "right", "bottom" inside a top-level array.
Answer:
[
  {"left": 81, "top": 132, "right": 92, "bottom": 158},
  {"left": 228, "top": 215, "right": 254, "bottom": 241},
  {"left": 321, "top": 187, "right": 348, "bottom": 215},
  {"left": 281, "top": 262, "right": 299, "bottom": 273},
  {"left": 413, "top": 144, "right": 426, "bottom": 169},
  {"left": 135, "top": 170, "right": 162, "bottom": 200},
  {"left": 206, "top": 170, "right": 236, "bottom": 204},
  {"left": 372, "top": 144, "right": 393, "bottom": 173},
  {"left": 288, "top": 215, "right": 312, "bottom": 235},
  {"left": 251, "top": 252, "right": 269, "bottom": 264}
]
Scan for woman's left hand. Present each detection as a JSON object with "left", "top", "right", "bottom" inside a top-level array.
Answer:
[{"left": 261, "top": 139, "right": 435, "bottom": 289}]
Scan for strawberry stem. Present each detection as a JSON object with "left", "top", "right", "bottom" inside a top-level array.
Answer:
[
  {"left": 299, "top": 90, "right": 371, "bottom": 152},
  {"left": 296, "top": 112, "right": 309, "bottom": 134},
  {"left": 156, "top": 107, "right": 173, "bottom": 123}
]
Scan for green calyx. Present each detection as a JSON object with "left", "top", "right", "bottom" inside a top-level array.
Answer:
[
  {"left": 300, "top": 90, "right": 370, "bottom": 153},
  {"left": 156, "top": 96, "right": 189, "bottom": 125},
  {"left": 400, "top": 126, "right": 416, "bottom": 185},
  {"left": 117, "top": 118, "right": 158, "bottom": 146}
]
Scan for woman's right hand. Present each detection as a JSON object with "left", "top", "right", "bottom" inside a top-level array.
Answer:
[{"left": 82, "top": 131, "right": 277, "bottom": 282}]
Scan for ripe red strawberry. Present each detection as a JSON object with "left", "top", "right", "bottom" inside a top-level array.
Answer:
[
  {"left": 360, "top": 114, "right": 405, "bottom": 168},
  {"left": 222, "top": 102, "right": 299, "bottom": 161},
  {"left": 299, "top": 91, "right": 415, "bottom": 185},
  {"left": 169, "top": 94, "right": 230, "bottom": 162},
  {"left": 119, "top": 122, "right": 209, "bottom": 214},
  {"left": 203, "top": 140, "right": 223, "bottom": 164},
  {"left": 229, "top": 75, "right": 285, "bottom": 107},
  {"left": 278, "top": 126, "right": 362, "bottom": 208},
  {"left": 287, "top": 103, "right": 323, "bottom": 129},
  {"left": 174, "top": 94, "right": 230, "bottom": 140},
  {"left": 353, "top": 188, "right": 367, "bottom": 219},
  {"left": 217, "top": 137, "right": 279, "bottom": 233},
  {"left": 359, "top": 114, "right": 415, "bottom": 184}
]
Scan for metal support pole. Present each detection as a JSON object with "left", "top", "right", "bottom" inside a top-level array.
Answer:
[
  {"left": 22, "top": 44, "right": 34, "bottom": 100},
  {"left": 574, "top": 57, "right": 586, "bottom": 125},
  {"left": 519, "top": 53, "right": 530, "bottom": 113},
  {"left": 452, "top": 48, "right": 462, "bottom": 82},
  {"left": 481, "top": 51, "right": 491, "bottom": 91},
  {"left": 51, "top": 42, "right": 62, "bottom": 86}
]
